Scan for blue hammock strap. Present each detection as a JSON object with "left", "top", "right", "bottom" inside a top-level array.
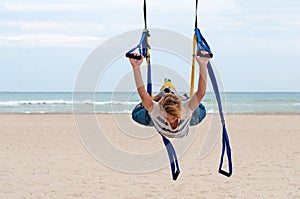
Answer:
[
  {"left": 193, "top": 13, "right": 232, "bottom": 176},
  {"left": 162, "top": 136, "right": 180, "bottom": 180},
  {"left": 207, "top": 61, "right": 233, "bottom": 177},
  {"left": 127, "top": 0, "right": 181, "bottom": 180},
  {"left": 146, "top": 55, "right": 152, "bottom": 96}
]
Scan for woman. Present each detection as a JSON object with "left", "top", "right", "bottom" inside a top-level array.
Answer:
[{"left": 129, "top": 52, "right": 209, "bottom": 138}]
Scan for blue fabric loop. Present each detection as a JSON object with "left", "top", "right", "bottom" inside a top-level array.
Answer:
[
  {"left": 207, "top": 61, "right": 232, "bottom": 177},
  {"left": 162, "top": 136, "right": 180, "bottom": 180}
]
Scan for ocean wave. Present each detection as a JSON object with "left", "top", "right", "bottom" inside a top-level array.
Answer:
[
  {"left": 93, "top": 101, "right": 139, "bottom": 106},
  {"left": 1, "top": 95, "right": 299, "bottom": 113},
  {"left": 0, "top": 101, "right": 19, "bottom": 106},
  {"left": 207, "top": 109, "right": 216, "bottom": 113},
  {"left": 0, "top": 100, "right": 73, "bottom": 106},
  {"left": 0, "top": 100, "right": 140, "bottom": 107}
]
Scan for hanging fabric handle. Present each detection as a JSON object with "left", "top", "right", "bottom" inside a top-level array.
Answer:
[
  {"left": 193, "top": 0, "right": 232, "bottom": 177},
  {"left": 207, "top": 62, "right": 233, "bottom": 177},
  {"left": 218, "top": 124, "right": 232, "bottom": 177},
  {"left": 162, "top": 136, "right": 180, "bottom": 180},
  {"left": 125, "top": 52, "right": 142, "bottom": 60},
  {"left": 125, "top": 30, "right": 149, "bottom": 60}
]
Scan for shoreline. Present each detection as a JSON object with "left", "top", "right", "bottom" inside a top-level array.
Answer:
[{"left": 0, "top": 112, "right": 299, "bottom": 115}]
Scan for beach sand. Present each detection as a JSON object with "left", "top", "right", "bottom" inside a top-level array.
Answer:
[{"left": 0, "top": 114, "right": 299, "bottom": 198}]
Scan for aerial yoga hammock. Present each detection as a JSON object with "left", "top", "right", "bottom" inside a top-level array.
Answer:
[{"left": 126, "top": 0, "right": 232, "bottom": 180}]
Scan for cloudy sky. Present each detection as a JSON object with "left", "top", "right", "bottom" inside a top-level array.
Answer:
[{"left": 0, "top": 0, "right": 299, "bottom": 92}]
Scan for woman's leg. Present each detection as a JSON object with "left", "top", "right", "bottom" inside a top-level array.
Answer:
[{"left": 132, "top": 102, "right": 153, "bottom": 126}]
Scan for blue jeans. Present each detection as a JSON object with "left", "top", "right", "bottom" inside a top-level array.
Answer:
[{"left": 132, "top": 102, "right": 206, "bottom": 126}]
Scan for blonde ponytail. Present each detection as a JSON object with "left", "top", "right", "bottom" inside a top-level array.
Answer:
[{"left": 158, "top": 93, "right": 182, "bottom": 119}]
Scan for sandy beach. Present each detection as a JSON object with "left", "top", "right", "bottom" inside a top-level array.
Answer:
[{"left": 0, "top": 113, "right": 299, "bottom": 198}]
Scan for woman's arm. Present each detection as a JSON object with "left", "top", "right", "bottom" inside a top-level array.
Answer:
[
  {"left": 129, "top": 54, "right": 154, "bottom": 111},
  {"left": 188, "top": 52, "right": 210, "bottom": 111}
]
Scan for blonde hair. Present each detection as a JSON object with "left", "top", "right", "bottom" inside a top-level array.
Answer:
[{"left": 158, "top": 93, "right": 182, "bottom": 119}]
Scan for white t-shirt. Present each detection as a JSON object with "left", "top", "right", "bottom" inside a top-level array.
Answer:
[{"left": 148, "top": 100, "right": 194, "bottom": 138}]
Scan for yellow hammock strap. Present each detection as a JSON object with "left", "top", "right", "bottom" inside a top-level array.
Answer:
[{"left": 190, "top": 34, "right": 197, "bottom": 97}]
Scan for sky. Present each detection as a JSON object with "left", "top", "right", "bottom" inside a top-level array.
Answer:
[{"left": 0, "top": 0, "right": 299, "bottom": 92}]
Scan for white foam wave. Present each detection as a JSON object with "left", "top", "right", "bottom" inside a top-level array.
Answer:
[
  {"left": 0, "top": 101, "right": 19, "bottom": 106},
  {"left": 94, "top": 101, "right": 138, "bottom": 106},
  {"left": 0, "top": 100, "right": 139, "bottom": 107},
  {"left": 207, "top": 109, "right": 216, "bottom": 113},
  {"left": 0, "top": 100, "right": 73, "bottom": 106}
]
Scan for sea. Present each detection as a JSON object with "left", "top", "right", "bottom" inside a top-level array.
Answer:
[{"left": 0, "top": 92, "right": 299, "bottom": 114}]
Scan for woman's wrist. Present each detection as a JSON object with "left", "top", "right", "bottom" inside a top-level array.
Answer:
[{"left": 132, "top": 64, "right": 141, "bottom": 69}]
